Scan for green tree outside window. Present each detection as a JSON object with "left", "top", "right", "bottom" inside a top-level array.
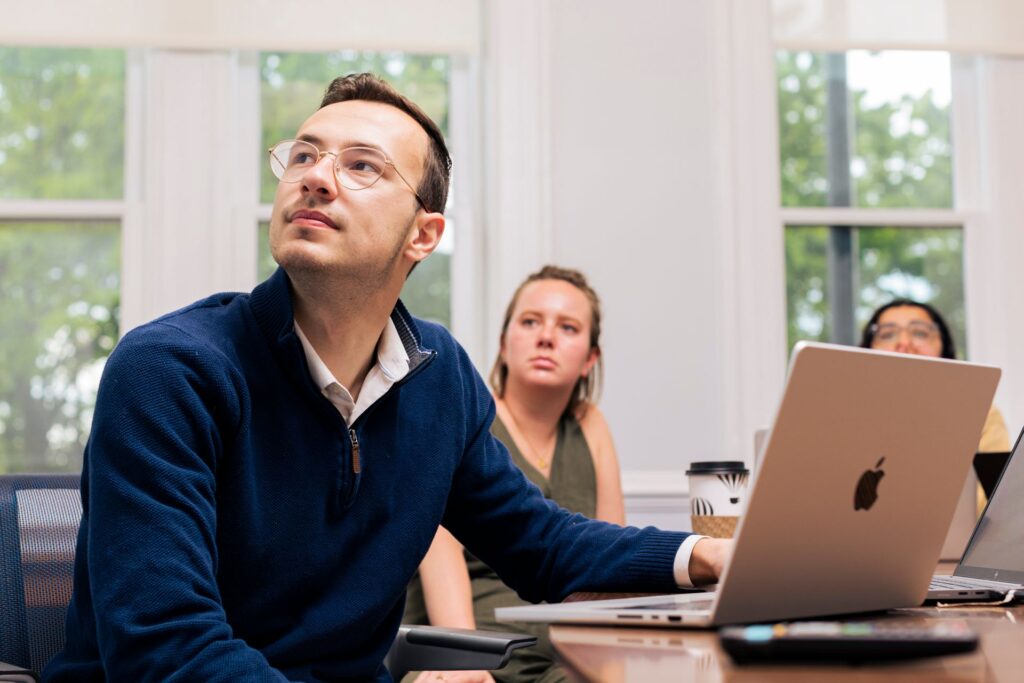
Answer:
[
  {"left": 0, "top": 47, "right": 124, "bottom": 472},
  {"left": 779, "top": 51, "right": 963, "bottom": 354}
]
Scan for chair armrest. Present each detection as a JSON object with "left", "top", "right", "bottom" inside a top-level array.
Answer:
[
  {"left": 0, "top": 660, "right": 37, "bottom": 683},
  {"left": 385, "top": 625, "right": 537, "bottom": 679}
]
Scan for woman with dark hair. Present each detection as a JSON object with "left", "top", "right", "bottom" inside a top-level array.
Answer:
[
  {"left": 860, "top": 298, "right": 1009, "bottom": 453},
  {"left": 403, "top": 266, "right": 623, "bottom": 683}
]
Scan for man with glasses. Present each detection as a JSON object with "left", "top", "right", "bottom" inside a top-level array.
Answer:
[{"left": 46, "top": 73, "right": 729, "bottom": 682}]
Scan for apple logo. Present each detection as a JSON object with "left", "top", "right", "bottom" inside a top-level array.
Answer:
[{"left": 854, "top": 457, "right": 886, "bottom": 511}]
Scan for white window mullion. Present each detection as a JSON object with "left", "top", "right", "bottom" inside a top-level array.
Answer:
[
  {"left": 120, "top": 47, "right": 147, "bottom": 333},
  {"left": 714, "top": 0, "right": 787, "bottom": 465},
  {"left": 951, "top": 56, "right": 983, "bottom": 212},
  {"left": 482, "top": 0, "right": 554, "bottom": 366},
  {"left": 960, "top": 56, "right": 1024, "bottom": 434},
  {"left": 952, "top": 56, "right": 999, "bottom": 367},
  {"left": 781, "top": 207, "right": 969, "bottom": 228},
  {"left": 231, "top": 50, "right": 261, "bottom": 289},
  {"left": 0, "top": 200, "right": 125, "bottom": 221},
  {"left": 140, "top": 49, "right": 241, "bottom": 323},
  {"left": 447, "top": 53, "right": 485, "bottom": 369}
]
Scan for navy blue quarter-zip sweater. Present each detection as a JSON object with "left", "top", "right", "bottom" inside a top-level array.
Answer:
[{"left": 45, "top": 269, "right": 689, "bottom": 682}]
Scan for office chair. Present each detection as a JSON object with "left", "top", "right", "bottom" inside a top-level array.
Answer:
[
  {"left": 0, "top": 473, "right": 533, "bottom": 681},
  {"left": 0, "top": 473, "right": 80, "bottom": 682},
  {"left": 385, "top": 625, "right": 536, "bottom": 680}
]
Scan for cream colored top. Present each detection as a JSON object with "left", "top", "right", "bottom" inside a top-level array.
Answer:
[
  {"left": 977, "top": 404, "right": 1011, "bottom": 516},
  {"left": 978, "top": 404, "right": 1010, "bottom": 453}
]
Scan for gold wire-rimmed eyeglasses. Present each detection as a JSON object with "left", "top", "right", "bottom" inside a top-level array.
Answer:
[{"left": 268, "top": 139, "right": 429, "bottom": 212}]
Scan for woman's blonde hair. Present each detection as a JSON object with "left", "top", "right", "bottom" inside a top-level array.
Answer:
[{"left": 488, "top": 265, "right": 603, "bottom": 417}]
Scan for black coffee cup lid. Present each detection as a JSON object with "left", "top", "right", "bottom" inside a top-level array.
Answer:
[{"left": 686, "top": 461, "right": 749, "bottom": 475}]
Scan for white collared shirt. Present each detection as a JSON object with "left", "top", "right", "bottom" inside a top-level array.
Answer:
[
  {"left": 294, "top": 319, "right": 410, "bottom": 425},
  {"left": 673, "top": 534, "right": 708, "bottom": 588}
]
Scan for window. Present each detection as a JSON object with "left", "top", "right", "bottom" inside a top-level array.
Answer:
[
  {"left": 257, "top": 51, "right": 454, "bottom": 327},
  {"left": 0, "top": 47, "right": 125, "bottom": 471},
  {"left": 785, "top": 225, "right": 965, "bottom": 351},
  {"left": 778, "top": 50, "right": 965, "bottom": 353}
]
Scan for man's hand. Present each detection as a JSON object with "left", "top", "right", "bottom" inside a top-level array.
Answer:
[
  {"left": 412, "top": 670, "right": 495, "bottom": 683},
  {"left": 687, "top": 537, "right": 733, "bottom": 585}
]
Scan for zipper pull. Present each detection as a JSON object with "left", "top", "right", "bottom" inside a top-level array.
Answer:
[{"left": 349, "top": 428, "right": 361, "bottom": 474}]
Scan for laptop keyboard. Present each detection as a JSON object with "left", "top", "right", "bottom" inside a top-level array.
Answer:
[{"left": 929, "top": 576, "right": 1018, "bottom": 590}]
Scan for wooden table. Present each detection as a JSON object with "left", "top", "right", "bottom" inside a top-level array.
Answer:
[
  {"left": 550, "top": 606, "right": 1024, "bottom": 681},
  {"left": 550, "top": 576, "right": 1024, "bottom": 682}
]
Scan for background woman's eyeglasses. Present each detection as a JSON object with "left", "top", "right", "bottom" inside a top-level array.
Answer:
[
  {"left": 870, "top": 321, "right": 939, "bottom": 347},
  {"left": 268, "top": 139, "right": 428, "bottom": 211}
]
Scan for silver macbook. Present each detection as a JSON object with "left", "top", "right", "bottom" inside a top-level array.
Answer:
[
  {"left": 496, "top": 342, "right": 1000, "bottom": 628},
  {"left": 928, "top": 426, "right": 1024, "bottom": 601}
]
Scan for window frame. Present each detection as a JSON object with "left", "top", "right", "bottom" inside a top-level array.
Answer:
[
  {"left": 778, "top": 50, "right": 981, "bottom": 353},
  {"left": 0, "top": 43, "right": 484, "bottom": 472},
  {"left": 0, "top": 46, "right": 141, "bottom": 471},
  {"left": 0, "top": 49, "right": 142, "bottom": 304}
]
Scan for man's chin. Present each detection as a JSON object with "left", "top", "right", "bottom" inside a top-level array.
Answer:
[
  {"left": 271, "top": 239, "right": 408, "bottom": 289},
  {"left": 271, "top": 244, "right": 336, "bottom": 275}
]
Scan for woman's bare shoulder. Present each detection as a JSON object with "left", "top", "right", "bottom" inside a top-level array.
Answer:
[{"left": 576, "top": 402, "right": 612, "bottom": 439}]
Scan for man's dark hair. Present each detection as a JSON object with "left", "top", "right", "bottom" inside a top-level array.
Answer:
[
  {"left": 859, "top": 298, "right": 957, "bottom": 359},
  {"left": 320, "top": 73, "right": 451, "bottom": 214}
]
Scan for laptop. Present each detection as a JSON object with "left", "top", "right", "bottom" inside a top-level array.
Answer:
[
  {"left": 928, "top": 427, "right": 1024, "bottom": 601},
  {"left": 496, "top": 342, "right": 1000, "bottom": 628},
  {"left": 749, "top": 427, "right": 978, "bottom": 562}
]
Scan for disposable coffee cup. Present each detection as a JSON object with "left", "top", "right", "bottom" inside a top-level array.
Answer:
[{"left": 686, "top": 461, "right": 750, "bottom": 538}]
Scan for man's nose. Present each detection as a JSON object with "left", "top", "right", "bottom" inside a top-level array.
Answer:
[{"left": 301, "top": 154, "right": 339, "bottom": 199}]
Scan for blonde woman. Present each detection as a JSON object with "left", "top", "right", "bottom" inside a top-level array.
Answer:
[{"left": 404, "top": 266, "right": 623, "bottom": 683}]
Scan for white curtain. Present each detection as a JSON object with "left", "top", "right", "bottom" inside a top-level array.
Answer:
[
  {"left": 0, "top": 0, "right": 480, "bottom": 53},
  {"left": 773, "top": 0, "right": 1024, "bottom": 55}
]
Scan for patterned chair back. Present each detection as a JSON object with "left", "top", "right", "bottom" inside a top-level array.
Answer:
[{"left": 0, "top": 474, "right": 81, "bottom": 673}]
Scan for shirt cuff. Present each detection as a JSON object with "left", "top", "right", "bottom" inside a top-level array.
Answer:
[{"left": 672, "top": 534, "right": 709, "bottom": 588}]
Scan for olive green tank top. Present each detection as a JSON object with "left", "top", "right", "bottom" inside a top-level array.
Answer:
[{"left": 464, "top": 412, "right": 597, "bottom": 579}]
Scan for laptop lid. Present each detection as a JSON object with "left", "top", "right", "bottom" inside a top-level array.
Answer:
[
  {"left": 710, "top": 342, "right": 999, "bottom": 625},
  {"left": 954, "top": 427, "right": 1024, "bottom": 585}
]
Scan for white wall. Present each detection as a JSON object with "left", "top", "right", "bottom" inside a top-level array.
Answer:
[
  {"left": 547, "top": 1, "right": 727, "bottom": 474},
  {"left": 965, "top": 57, "right": 1024, "bottom": 438},
  {"left": 484, "top": 0, "right": 786, "bottom": 519}
]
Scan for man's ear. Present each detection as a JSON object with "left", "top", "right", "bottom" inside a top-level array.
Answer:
[{"left": 405, "top": 212, "right": 446, "bottom": 264}]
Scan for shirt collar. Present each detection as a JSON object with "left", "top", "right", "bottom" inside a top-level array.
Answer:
[
  {"left": 293, "top": 318, "right": 411, "bottom": 393},
  {"left": 376, "top": 317, "right": 411, "bottom": 382}
]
